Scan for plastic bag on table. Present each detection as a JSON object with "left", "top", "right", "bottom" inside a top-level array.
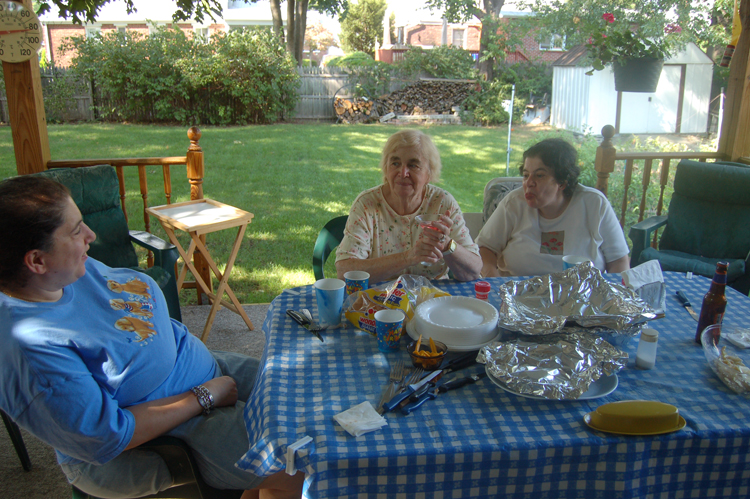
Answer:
[{"left": 343, "top": 274, "right": 450, "bottom": 336}]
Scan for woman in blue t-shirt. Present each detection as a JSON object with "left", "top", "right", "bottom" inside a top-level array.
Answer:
[{"left": 0, "top": 176, "right": 303, "bottom": 499}]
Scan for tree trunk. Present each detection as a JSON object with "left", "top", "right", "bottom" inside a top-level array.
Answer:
[
  {"left": 270, "top": 0, "right": 285, "bottom": 44},
  {"left": 287, "top": 0, "right": 297, "bottom": 61},
  {"left": 478, "top": 31, "right": 494, "bottom": 81},
  {"left": 295, "top": 0, "right": 309, "bottom": 64}
]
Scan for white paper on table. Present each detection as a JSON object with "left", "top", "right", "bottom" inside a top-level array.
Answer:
[
  {"left": 622, "top": 261, "right": 666, "bottom": 314},
  {"left": 333, "top": 401, "right": 387, "bottom": 437}
]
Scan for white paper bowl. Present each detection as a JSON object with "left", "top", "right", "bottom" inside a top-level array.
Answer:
[{"left": 413, "top": 296, "right": 499, "bottom": 348}]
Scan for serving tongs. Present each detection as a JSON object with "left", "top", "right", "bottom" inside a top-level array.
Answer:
[{"left": 286, "top": 309, "right": 324, "bottom": 342}]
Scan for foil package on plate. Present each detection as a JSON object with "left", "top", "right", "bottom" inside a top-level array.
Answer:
[
  {"left": 479, "top": 332, "right": 629, "bottom": 400},
  {"left": 497, "top": 261, "right": 657, "bottom": 339}
]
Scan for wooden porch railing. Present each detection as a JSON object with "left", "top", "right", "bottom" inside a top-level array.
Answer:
[
  {"left": 45, "top": 126, "right": 212, "bottom": 303},
  {"left": 594, "top": 124, "right": 726, "bottom": 228}
]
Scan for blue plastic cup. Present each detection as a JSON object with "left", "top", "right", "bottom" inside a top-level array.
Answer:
[
  {"left": 563, "top": 255, "right": 591, "bottom": 270},
  {"left": 344, "top": 271, "right": 370, "bottom": 295},
  {"left": 314, "top": 278, "right": 345, "bottom": 327},
  {"left": 375, "top": 309, "right": 405, "bottom": 352}
]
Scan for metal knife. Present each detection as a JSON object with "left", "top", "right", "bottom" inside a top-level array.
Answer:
[
  {"left": 675, "top": 291, "right": 699, "bottom": 322},
  {"left": 402, "top": 372, "right": 487, "bottom": 414},
  {"left": 286, "top": 309, "right": 325, "bottom": 342},
  {"left": 382, "top": 369, "right": 442, "bottom": 413},
  {"left": 441, "top": 351, "right": 478, "bottom": 374}
]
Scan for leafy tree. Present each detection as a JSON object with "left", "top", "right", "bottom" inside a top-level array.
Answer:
[
  {"left": 424, "top": 0, "right": 523, "bottom": 81},
  {"left": 396, "top": 45, "right": 477, "bottom": 79},
  {"left": 305, "top": 20, "right": 337, "bottom": 63},
  {"left": 339, "top": 0, "right": 387, "bottom": 57},
  {"left": 268, "top": 0, "right": 347, "bottom": 65},
  {"left": 515, "top": 0, "right": 734, "bottom": 64}
]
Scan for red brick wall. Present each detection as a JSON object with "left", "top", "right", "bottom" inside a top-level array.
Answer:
[{"left": 47, "top": 25, "right": 85, "bottom": 67}]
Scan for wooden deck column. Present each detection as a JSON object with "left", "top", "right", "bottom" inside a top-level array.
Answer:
[
  {"left": 185, "top": 126, "right": 213, "bottom": 304},
  {"left": 594, "top": 125, "right": 617, "bottom": 196}
]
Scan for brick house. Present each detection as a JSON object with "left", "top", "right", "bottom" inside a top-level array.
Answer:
[
  {"left": 40, "top": 0, "right": 336, "bottom": 67},
  {"left": 377, "top": 1, "right": 567, "bottom": 65}
]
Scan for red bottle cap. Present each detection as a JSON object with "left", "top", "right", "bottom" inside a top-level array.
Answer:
[{"left": 475, "top": 281, "right": 491, "bottom": 293}]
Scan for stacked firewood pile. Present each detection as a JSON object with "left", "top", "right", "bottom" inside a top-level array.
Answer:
[
  {"left": 334, "top": 97, "right": 377, "bottom": 124},
  {"left": 378, "top": 80, "right": 475, "bottom": 117},
  {"left": 333, "top": 80, "right": 476, "bottom": 124}
]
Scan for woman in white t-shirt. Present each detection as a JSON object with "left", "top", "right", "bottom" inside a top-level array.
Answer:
[
  {"left": 476, "top": 138, "right": 630, "bottom": 277},
  {"left": 336, "top": 129, "right": 482, "bottom": 282}
]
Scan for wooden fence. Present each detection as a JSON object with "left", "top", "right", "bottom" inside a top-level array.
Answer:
[{"left": 0, "top": 66, "right": 417, "bottom": 123}]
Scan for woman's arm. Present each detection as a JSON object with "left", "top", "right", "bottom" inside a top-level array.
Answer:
[
  {"left": 443, "top": 243, "right": 482, "bottom": 281},
  {"left": 124, "top": 376, "right": 238, "bottom": 450},
  {"left": 479, "top": 247, "right": 501, "bottom": 277},
  {"left": 605, "top": 255, "right": 630, "bottom": 273}
]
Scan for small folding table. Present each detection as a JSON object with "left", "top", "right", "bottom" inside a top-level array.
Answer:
[{"left": 147, "top": 199, "right": 254, "bottom": 342}]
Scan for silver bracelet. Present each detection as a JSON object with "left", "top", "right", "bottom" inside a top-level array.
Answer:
[{"left": 191, "top": 385, "right": 214, "bottom": 416}]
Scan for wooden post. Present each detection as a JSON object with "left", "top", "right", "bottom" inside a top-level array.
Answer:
[
  {"left": 719, "top": 0, "right": 750, "bottom": 160},
  {"left": 594, "top": 125, "right": 617, "bottom": 196},
  {"left": 5, "top": 0, "right": 50, "bottom": 175},
  {"left": 185, "top": 126, "right": 212, "bottom": 304}
]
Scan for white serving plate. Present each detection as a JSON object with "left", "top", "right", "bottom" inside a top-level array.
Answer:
[
  {"left": 405, "top": 319, "right": 501, "bottom": 352},
  {"left": 414, "top": 296, "right": 499, "bottom": 347},
  {"left": 486, "top": 367, "right": 619, "bottom": 400}
]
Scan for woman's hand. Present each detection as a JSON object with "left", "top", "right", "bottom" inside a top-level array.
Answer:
[
  {"left": 412, "top": 211, "right": 454, "bottom": 264},
  {"left": 203, "top": 376, "right": 238, "bottom": 408}
]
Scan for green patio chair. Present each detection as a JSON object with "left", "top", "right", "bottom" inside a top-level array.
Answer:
[
  {"left": 313, "top": 215, "right": 348, "bottom": 280},
  {"left": 71, "top": 436, "right": 243, "bottom": 499},
  {"left": 30, "top": 165, "right": 182, "bottom": 320},
  {"left": 629, "top": 159, "right": 750, "bottom": 295}
]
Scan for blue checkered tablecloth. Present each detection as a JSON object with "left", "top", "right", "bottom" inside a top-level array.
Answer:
[{"left": 237, "top": 273, "right": 750, "bottom": 498}]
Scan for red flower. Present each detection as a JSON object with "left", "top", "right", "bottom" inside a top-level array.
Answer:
[{"left": 602, "top": 13, "right": 615, "bottom": 23}]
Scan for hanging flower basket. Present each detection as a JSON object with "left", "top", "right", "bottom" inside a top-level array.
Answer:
[{"left": 612, "top": 57, "right": 664, "bottom": 93}]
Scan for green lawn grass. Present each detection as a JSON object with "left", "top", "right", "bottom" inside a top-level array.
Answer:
[{"left": 0, "top": 122, "right": 557, "bottom": 304}]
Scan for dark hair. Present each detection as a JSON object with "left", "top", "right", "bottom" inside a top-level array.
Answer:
[
  {"left": 520, "top": 138, "right": 580, "bottom": 198},
  {"left": 0, "top": 176, "right": 71, "bottom": 288}
]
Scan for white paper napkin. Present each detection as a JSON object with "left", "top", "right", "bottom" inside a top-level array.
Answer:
[
  {"left": 622, "top": 261, "right": 666, "bottom": 314},
  {"left": 622, "top": 260, "right": 664, "bottom": 288},
  {"left": 333, "top": 401, "right": 387, "bottom": 437}
]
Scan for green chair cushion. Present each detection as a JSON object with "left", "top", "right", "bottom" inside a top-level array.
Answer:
[
  {"left": 659, "top": 160, "right": 750, "bottom": 260},
  {"left": 638, "top": 247, "right": 746, "bottom": 282},
  {"left": 32, "top": 166, "right": 139, "bottom": 269}
]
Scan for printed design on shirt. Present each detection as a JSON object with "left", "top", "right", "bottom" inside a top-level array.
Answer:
[
  {"left": 105, "top": 276, "right": 157, "bottom": 345},
  {"left": 540, "top": 231, "right": 564, "bottom": 255},
  {"left": 109, "top": 298, "right": 154, "bottom": 318},
  {"left": 115, "top": 316, "right": 156, "bottom": 342},
  {"left": 107, "top": 279, "right": 152, "bottom": 299}
]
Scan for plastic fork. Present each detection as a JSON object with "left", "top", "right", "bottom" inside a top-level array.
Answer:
[{"left": 376, "top": 361, "right": 404, "bottom": 415}]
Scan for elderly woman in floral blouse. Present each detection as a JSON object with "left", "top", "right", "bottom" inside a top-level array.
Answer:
[{"left": 335, "top": 129, "right": 482, "bottom": 283}]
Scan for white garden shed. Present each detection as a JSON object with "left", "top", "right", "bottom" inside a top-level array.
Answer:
[{"left": 550, "top": 42, "right": 713, "bottom": 134}]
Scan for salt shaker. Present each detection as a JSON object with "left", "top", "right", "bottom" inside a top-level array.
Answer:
[{"left": 635, "top": 328, "right": 658, "bottom": 369}]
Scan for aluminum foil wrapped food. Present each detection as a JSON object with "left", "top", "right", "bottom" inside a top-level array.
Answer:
[
  {"left": 479, "top": 332, "right": 628, "bottom": 400},
  {"left": 497, "top": 261, "right": 657, "bottom": 339}
]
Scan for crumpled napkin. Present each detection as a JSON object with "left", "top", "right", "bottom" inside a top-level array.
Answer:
[
  {"left": 622, "top": 261, "right": 666, "bottom": 314},
  {"left": 333, "top": 401, "right": 387, "bottom": 437}
]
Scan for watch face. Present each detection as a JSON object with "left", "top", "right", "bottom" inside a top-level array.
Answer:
[{"left": 0, "top": 1, "right": 43, "bottom": 63}]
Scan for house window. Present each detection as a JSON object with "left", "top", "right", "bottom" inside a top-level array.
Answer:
[
  {"left": 539, "top": 34, "right": 564, "bottom": 51},
  {"left": 85, "top": 27, "right": 100, "bottom": 39},
  {"left": 195, "top": 27, "right": 210, "bottom": 42},
  {"left": 397, "top": 27, "right": 404, "bottom": 45},
  {"left": 118, "top": 27, "right": 127, "bottom": 34},
  {"left": 452, "top": 29, "right": 464, "bottom": 48}
]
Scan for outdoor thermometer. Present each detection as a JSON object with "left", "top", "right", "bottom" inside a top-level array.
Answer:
[{"left": 0, "top": 0, "right": 42, "bottom": 63}]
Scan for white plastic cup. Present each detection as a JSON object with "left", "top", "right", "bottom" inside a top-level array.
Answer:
[
  {"left": 563, "top": 255, "right": 591, "bottom": 270},
  {"left": 314, "top": 278, "right": 345, "bottom": 327},
  {"left": 344, "top": 271, "right": 370, "bottom": 295}
]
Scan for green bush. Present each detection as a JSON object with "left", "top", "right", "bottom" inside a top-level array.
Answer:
[
  {"left": 460, "top": 80, "right": 510, "bottom": 126},
  {"left": 395, "top": 46, "right": 478, "bottom": 79},
  {"left": 326, "top": 51, "right": 378, "bottom": 67},
  {"left": 60, "top": 26, "right": 298, "bottom": 125},
  {"left": 41, "top": 68, "right": 88, "bottom": 123}
]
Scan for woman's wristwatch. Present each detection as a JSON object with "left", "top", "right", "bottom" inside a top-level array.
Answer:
[
  {"left": 442, "top": 239, "right": 457, "bottom": 256},
  {"left": 191, "top": 385, "right": 215, "bottom": 416}
]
